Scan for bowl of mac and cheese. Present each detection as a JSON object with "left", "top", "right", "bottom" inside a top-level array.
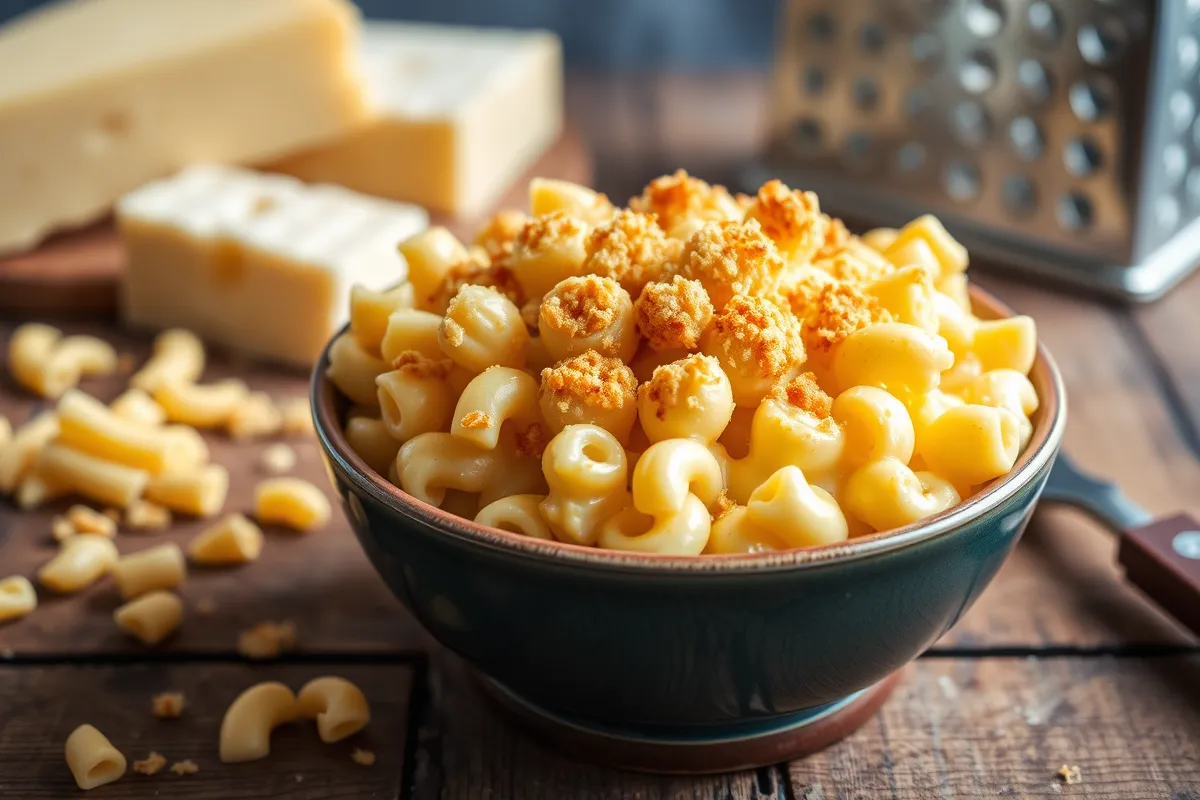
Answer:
[{"left": 312, "top": 172, "right": 1066, "bottom": 771}]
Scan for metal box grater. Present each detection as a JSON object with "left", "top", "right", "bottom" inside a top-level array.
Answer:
[{"left": 752, "top": 0, "right": 1200, "bottom": 300}]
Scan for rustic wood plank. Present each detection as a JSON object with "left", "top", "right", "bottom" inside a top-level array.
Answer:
[
  {"left": 787, "top": 655, "right": 1200, "bottom": 800},
  {"left": 0, "top": 321, "right": 429, "bottom": 656},
  {"left": 0, "top": 661, "right": 414, "bottom": 799},
  {"left": 411, "top": 653, "right": 766, "bottom": 800}
]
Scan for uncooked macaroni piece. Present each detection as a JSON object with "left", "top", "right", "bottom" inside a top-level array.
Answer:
[
  {"left": 130, "top": 329, "right": 206, "bottom": 393},
  {"left": 188, "top": 514, "right": 264, "bottom": 565},
  {"left": 113, "top": 543, "right": 187, "bottom": 600},
  {"left": 331, "top": 174, "right": 1040, "bottom": 554},
  {"left": 114, "top": 590, "right": 184, "bottom": 645},
  {"left": 227, "top": 391, "right": 284, "bottom": 439},
  {"left": 155, "top": 379, "right": 250, "bottom": 428},
  {"left": 297, "top": 676, "right": 372, "bottom": 742},
  {"left": 351, "top": 749, "right": 376, "bottom": 766},
  {"left": 132, "top": 751, "right": 167, "bottom": 775},
  {"left": 0, "top": 412, "right": 59, "bottom": 494},
  {"left": 219, "top": 682, "right": 297, "bottom": 763},
  {"left": 254, "top": 478, "right": 332, "bottom": 531},
  {"left": 51, "top": 514, "right": 78, "bottom": 543},
  {"left": 8, "top": 324, "right": 118, "bottom": 399},
  {"left": 238, "top": 620, "right": 297, "bottom": 660},
  {"left": 110, "top": 388, "right": 168, "bottom": 427},
  {"left": 0, "top": 575, "right": 37, "bottom": 621},
  {"left": 259, "top": 443, "right": 298, "bottom": 474},
  {"left": 279, "top": 397, "right": 315, "bottom": 435},
  {"left": 36, "top": 443, "right": 150, "bottom": 508},
  {"left": 64, "top": 724, "right": 127, "bottom": 790},
  {"left": 124, "top": 500, "right": 173, "bottom": 532},
  {"left": 38, "top": 534, "right": 119, "bottom": 594},
  {"left": 66, "top": 504, "right": 117, "bottom": 537},
  {"left": 152, "top": 692, "right": 187, "bottom": 719},
  {"left": 143, "top": 464, "right": 229, "bottom": 517}
]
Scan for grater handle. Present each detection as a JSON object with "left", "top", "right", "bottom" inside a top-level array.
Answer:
[{"left": 1117, "top": 514, "right": 1200, "bottom": 639}]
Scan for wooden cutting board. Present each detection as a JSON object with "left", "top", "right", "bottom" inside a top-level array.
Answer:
[{"left": 0, "top": 126, "right": 591, "bottom": 318}]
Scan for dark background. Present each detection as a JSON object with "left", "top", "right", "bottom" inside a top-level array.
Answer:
[{"left": 0, "top": 0, "right": 780, "bottom": 70}]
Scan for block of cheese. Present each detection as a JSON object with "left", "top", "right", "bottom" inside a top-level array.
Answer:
[
  {"left": 117, "top": 165, "right": 427, "bottom": 367},
  {"left": 272, "top": 22, "right": 562, "bottom": 216},
  {"left": 0, "top": 0, "right": 372, "bottom": 254}
]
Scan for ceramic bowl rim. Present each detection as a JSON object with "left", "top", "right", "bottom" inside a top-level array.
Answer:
[{"left": 312, "top": 284, "right": 1067, "bottom": 574}]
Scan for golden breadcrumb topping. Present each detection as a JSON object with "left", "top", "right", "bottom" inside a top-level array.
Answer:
[
  {"left": 520, "top": 298, "right": 541, "bottom": 331},
  {"left": 814, "top": 215, "right": 852, "bottom": 262},
  {"left": 474, "top": 209, "right": 529, "bottom": 259},
  {"left": 582, "top": 209, "right": 681, "bottom": 294},
  {"left": 639, "top": 354, "right": 723, "bottom": 420},
  {"left": 708, "top": 295, "right": 804, "bottom": 379},
  {"left": 713, "top": 491, "right": 736, "bottom": 520},
  {"left": 514, "top": 422, "right": 547, "bottom": 457},
  {"left": 814, "top": 243, "right": 896, "bottom": 286},
  {"left": 776, "top": 267, "right": 834, "bottom": 317},
  {"left": 800, "top": 282, "right": 893, "bottom": 354},
  {"left": 460, "top": 410, "right": 491, "bottom": 429},
  {"left": 540, "top": 350, "right": 637, "bottom": 412},
  {"left": 391, "top": 350, "right": 454, "bottom": 379},
  {"left": 634, "top": 275, "right": 714, "bottom": 351},
  {"left": 237, "top": 620, "right": 297, "bottom": 660},
  {"left": 540, "top": 275, "right": 628, "bottom": 339},
  {"left": 515, "top": 210, "right": 586, "bottom": 253},
  {"left": 629, "top": 170, "right": 741, "bottom": 234},
  {"left": 152, "top": 692, "right": 186, "bottom": 719},
  {"left": 678, "top": 220, "right": 786, "bottom": 309},
  {"left": 769, "top": 372, "right": 833, "bottom": 419},
  {"left": 744, "top": 180, "right": 828, "bottom": 262},
  {"left": 429, "top": 250, "right": 524, "bottom": 311},
  {"left": 133, "top": 752, "right": 167, "bottom": 776}
]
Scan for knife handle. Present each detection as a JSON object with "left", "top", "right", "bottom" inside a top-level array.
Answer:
[{"left": 1117, "top": 513, "right": 1200, "bottom": 638}]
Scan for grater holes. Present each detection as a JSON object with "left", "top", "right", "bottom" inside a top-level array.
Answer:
[
  {"left": 1164, "top": 145, "right": 1189, "bottom": 188},
  {"left": 858, "top": 21, "right": 886, "bottom": 55},
  {"left": 951, "top": 101, "right": 992, "bottom": 147},
  {"left": 842, "top": 131, "right": 874, "bottom": 169},
  {"left": 910, "top": 33, "right": 942, "bottom": 67},
  {"left": 1017, "top": 60, "right": 1053, "bottom": 105},
  {"left": 1009, "top": 117, "right": 1044, "bottom": 160},
  {"left": 1062, "top": 137, "right": 1103, "bottom": 177},
  {"left": 1179, "top": 36, "right": 1199, "bottom": 78},
  {"left": 791, "top": 118, "right": 824, "bottom": 154},
  {"left": 1068, "top": 78, "right": 1114, "bottom": 122},
  {"left": 959, "top": 50, "right": 998, "bottom": 94},
  {"left": 904, "top": 87, "right": 934, "bottom": 119},
  {"left": 807, "top": 12, "right": 836, "bottom": 43},
  {"left": 894, "top": 142, "right": 927, "bottom": 174},
  {"left": 852, "top": 77, "right": 880, "bottom": 111},
  {"left": 1056, "top": 193, "right": 1093, "bottom": 232},
  {"left": 1077, "top": 20, "right": 1126, "bottom": 66},
  {"left": 1026, "top": 2, "right": 1061, "bottom": 45},
  {"left": 943, "top": 161, "right": 981, "bottom": 201},
  {"left": 802, "top": 65, "right": 827, "bottom": 96},
  {"left": 1170, "top": 91, "right": 1195, "bottom": 136},
  {"left": 1155, "top": 196, "right": 1181, "bottom": 232},
  {"left": 1186, "top": 169, "right": 1200, "bottom": 209},
  {"left": 962, "top": 0, "right": 1005, "bottom": 38},
  {"left": 1003, "top": 175, "right": 1038, "bottom": 216}
]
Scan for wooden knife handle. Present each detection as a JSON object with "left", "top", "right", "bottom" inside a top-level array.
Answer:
[{"left": 1118, "top": 513, "right": 1200, "bottom": 638}]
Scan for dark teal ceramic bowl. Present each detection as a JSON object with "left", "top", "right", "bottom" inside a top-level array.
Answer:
[{"left": 312, "top": 287, "right": 1066, "bottom": 768}]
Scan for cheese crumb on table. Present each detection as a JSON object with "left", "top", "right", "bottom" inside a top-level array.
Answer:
[
  {"left": 152, "top": 691, "right": 186, "bottom": 719},
  {"left": 170, "top": 759, "right": 199, "bottom": 776},
  {"left": 259, "top": 443, "right": 298, "bottom": 474},
  {"left": 1057, "top": 765, "right": 1082, "bottom": 785},
  {"left": 351, "top": 748, "right": 376, "bottom": 766},
  {"left": 279, "top": 397, "right": 315, "bottom": 435},
  {"left": 133, "top": 751, "right": 167, "bottom": 775},
  {"left": 238, "top": 620, "right": 297, "bottom": 660},
  {"left": 125, "top": 499, "right": 173, "bottom": 532}
]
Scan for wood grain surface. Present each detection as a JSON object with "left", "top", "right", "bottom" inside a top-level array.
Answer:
[{"left": 0, "top": 125, "right": 591, "bottom": 319}]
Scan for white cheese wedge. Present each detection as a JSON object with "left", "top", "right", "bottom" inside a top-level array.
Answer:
[
  {"left": 118, "top": 165, "right": 427, "bottom": 367},
  {"left": 273, "top": 22, "right": 562, "bottom": 216},
  {"left": 0, "top": 0, "right": 372, "bottom": 254}
]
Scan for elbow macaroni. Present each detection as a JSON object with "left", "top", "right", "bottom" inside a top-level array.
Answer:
[
  {"left": 143, "top": 463, "right": 229, "bottom": 517},
  {"left": 130, "top": 329, "right": 205, "bottom": 393},
  {"left": 219, "top": 682, "right": 298, "bottom": 763},
  {"left": 254, "top": 477, "right": 332, "bottom": 532},
  {"left": 0, "top": 575, "right": 37, "bottom": 621},
  {"left": 65, "top": 724, "right": 127, "bottom": 790},
  {"left": 297, "top": 676, "right": 371, "bottom": 743},
  {"left": 38, "top": 534, "right": 119, "bottom": 593},
  {"left": 113, "top": 543, "right": 187, "bottom": 600},
  {"left": 188, "top": 514, "right": 264, "bottom": 565},
  {"left": 114, "top": 590, "right": 183, "bottom": 645},
  {"left": 337, "top": 177, "right": 1041, "bottom": 553}
]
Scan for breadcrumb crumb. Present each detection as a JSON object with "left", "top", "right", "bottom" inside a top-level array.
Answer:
[
  {"left": 152, "top": 691, "right": 186, "bottom": 719},
  {"left": 430, "top": 250, "right": 524, "bottom": 312},
  {"left": 677, "top": 220, "right": 786, "bottom": 310},
  {"left": 514, "top": 422, "right": 547, "bottom": 458},
  {"left": 540, "top": 351, "right": 637, "bottom": 413},
  {"left": 713, "top": 491, "right": 736, "bottom": 520},
  {"left": 634, "top": 275, "right": 714, "bottom": 351},
  {"left": 460, "top": 410, "right": 491, "bottom": 430},
  {"left": 125, "top": 499, "right": 172, "bottom": 532},
  {"left": 1057, "top": 765, "right": 1082, "bottom": 785},
  {"left": 391, "top": 350, "right": 454, "bottom": 379},
  {"left": 769, "top": 372, "right": 833, "bottom": 419},
  {"left": 743, "top": 179, "right": 828, "bottom": 263},
  {"left": 237, "top": 620, "right": 297, "bottom": 660},
  {"left": 351, "top": 748, "right": 376, "bottom": 766},
  {"left": 133, "top": 751, "right": 167, "bottom": 775},
  {"left": 706, "top": 295, "right": 805, "bottom": 381},
  {"left": 474, "top": 209, "right": 529, "bottom": 259},
  {"left": 259, "top": 443, "right": 297, "bottom": 474},
  {"left": 639, "top": 354, "right": 724, "bottom": 421},
  {"left": 583, "top": 209, "right": 681, "bottom": 294},
  {"left": 814, "top": 214, "right": 852, "bottom": 262},
  {"left": 515, "top": 210, "right": 586, "bottom": 252},
  {"left": 800, "top": 282, "right": 892, "bottom": 354},
  {"left": 170, "top": 760, "right": 198, "bottom": 776}
]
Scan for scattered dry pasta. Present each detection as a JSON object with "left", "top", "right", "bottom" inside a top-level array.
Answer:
[
  {"left": 254, "top": 478, "right": 331, "bottom": 532},
  {"left": 332, "top": 175, "right": 1040, "bottom": 554},
  {"left": 64, "top": 724, "right": 126, "bottom": 790},
  {"left": 0, "top": 575, "right": 37, "bottom": 622}
]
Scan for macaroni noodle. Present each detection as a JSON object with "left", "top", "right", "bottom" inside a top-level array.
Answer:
[
  {"left": 38, "top": 534, "right": 119, "bottom": 593},
  {"left": 189, "top": 514, "right": 264, "bottom": 565},
  {"left": 113, "top": 543, "right": 187, "bottom": 600},
  {"left": 219, "top": 682, "right": 298, "bottom": 763},
  {"left": 130, "top": 329, "right": 205, "bottom": 393},
  {"left": 64, "top": 724, "right": 127, "bottom": 790},
  {"left": 254, "top": 477, "right": 332, "bottom": 531},
  {"left": 0, "top": 575, "right": 37, "bottom": 621},
  {"left": 297, "top": 676, "right": 371, "bottom": 743},
  {"left": 114, "top": 590, "right": 183, "bottom": 645}
]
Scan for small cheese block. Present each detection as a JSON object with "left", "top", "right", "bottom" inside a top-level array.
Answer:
[
  {"left": 117, "top": 165, "right": 427, "bottom": 367},
  {"left": 0, "top": 0, "right": 371, "bottom": 254},
  {"left": 272, "top": 22, "right": 563, "bottom": 216}
]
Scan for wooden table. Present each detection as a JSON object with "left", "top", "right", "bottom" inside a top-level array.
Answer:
[{"left": 1, "top": 72, "right": 1199, "bottom": 799}]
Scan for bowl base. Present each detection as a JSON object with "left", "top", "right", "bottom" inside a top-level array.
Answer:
[{"left": 474, "top": 670, "right": 903, "bottom": 774}]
